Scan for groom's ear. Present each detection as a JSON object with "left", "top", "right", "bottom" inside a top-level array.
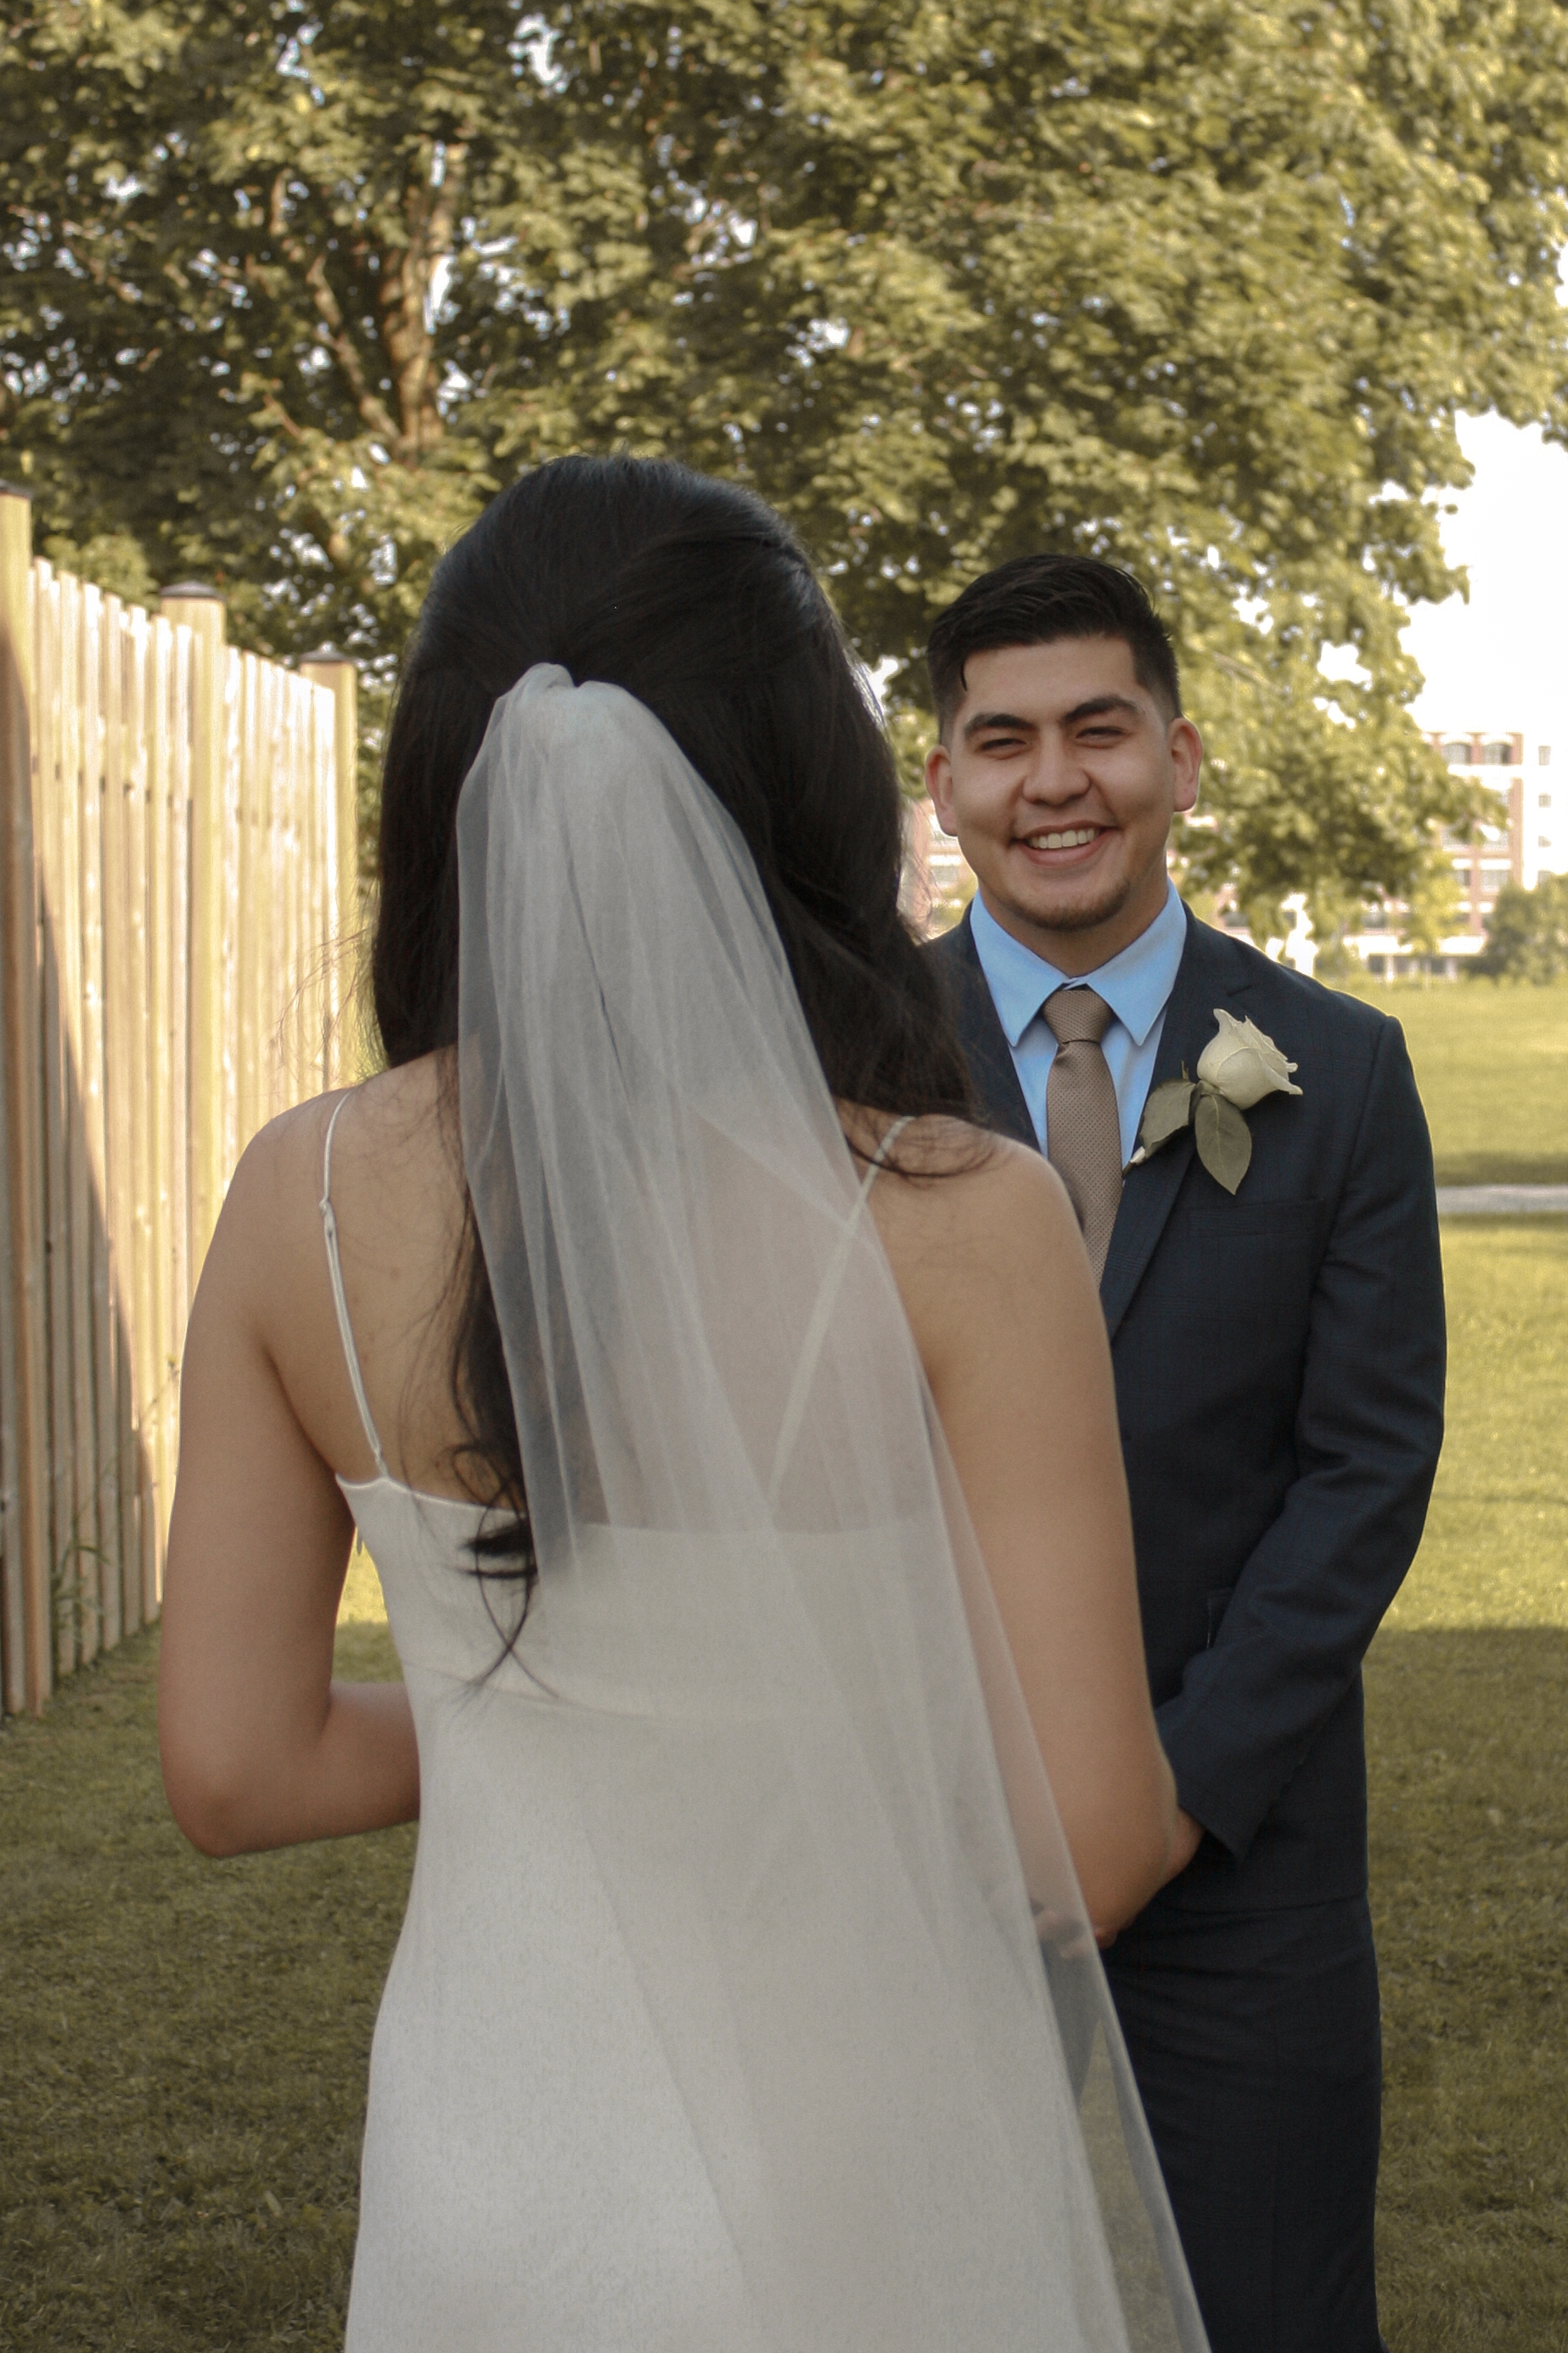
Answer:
[
  {"left": 925, "top": 739, "right": 957, "bottom": 831},
  {"left": 1169, "top": 716, "right": 1202, "bottom": 817}
]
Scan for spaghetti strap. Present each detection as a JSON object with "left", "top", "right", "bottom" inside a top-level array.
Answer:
[
  {"left": 863, "top": 1116, "right": 913, "bottom": 1190},
  {"left": 319, "top": 1095, "right": 392, "bottom": 1483},
  {"left": 767, "top": 1117, "right": 913, "bottom": 1507}
]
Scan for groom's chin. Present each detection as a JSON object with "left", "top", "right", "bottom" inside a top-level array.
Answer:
[{"left": 1005, "top": 870, "right": 1136, "bottom": 937}]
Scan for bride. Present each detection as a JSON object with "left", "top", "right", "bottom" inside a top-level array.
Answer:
[{"left": 159, "top": 456, "right": 1206, "bottom": 2350}]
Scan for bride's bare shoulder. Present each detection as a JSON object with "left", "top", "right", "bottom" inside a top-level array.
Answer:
[
  {"left": 854, "top": 1116, "right": 1094, "bottom": 1385},
  {"left": 215, "top": 1053, "right": 456, "bottom": 1277},
  {"left": 851, "top": 1112, "right": 1079, "bottom": 1276}
]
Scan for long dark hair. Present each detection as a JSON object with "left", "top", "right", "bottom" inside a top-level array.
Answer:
[{"left": 372, "top": 454, "right": 973, "bottom": 1577}]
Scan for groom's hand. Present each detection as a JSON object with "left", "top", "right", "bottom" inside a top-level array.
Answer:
[
  {"left": 1089, "top": 1812, "right": 1204, "bottom": 1945},
  {"left": 1161, "top": 1808, "right": 1205, "bottom": 1887}
]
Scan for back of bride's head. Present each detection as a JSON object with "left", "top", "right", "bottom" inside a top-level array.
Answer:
[{"left": 374, "top": 454, "right": 968, "bottom": 1121}]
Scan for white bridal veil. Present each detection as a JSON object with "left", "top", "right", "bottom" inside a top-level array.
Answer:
[{"left": 456, "top": 665, "right": 1209, "bottom": 2353}]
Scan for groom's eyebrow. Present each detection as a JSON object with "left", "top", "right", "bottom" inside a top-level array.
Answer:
[
  {"left": 962, "top": 693, "right": 1142, "bottom": 740},
  {"left": 962, "top": 708, "right": 1036, "bottom": 740},
  {"left": 1060, "top": 694, "right": 1141, "bottom": 724}
]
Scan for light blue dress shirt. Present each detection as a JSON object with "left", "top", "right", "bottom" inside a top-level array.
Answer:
[{"left": 969, "top": 882, "right": 1189, "bottom": 1168}]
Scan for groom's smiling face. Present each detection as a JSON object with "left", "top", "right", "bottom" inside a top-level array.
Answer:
[{"left": 925, "top": 636, "right": 1202, "bottom": 976}]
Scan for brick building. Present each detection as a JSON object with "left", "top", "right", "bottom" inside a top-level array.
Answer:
[{"left": 1347, "top": 729, "right": 1563, "bottom": 976}]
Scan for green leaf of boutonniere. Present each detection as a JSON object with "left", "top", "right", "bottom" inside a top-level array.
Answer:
[
  {"left": 1129, "top": 1013, "right": 1300, "bottom": 1190},
  {"left": 1134, "top": 1078, "right": 1195, "bottom": 1157},
  {"left": 1193, "top": 1090, "right": 1252, "bottom": 1194}
]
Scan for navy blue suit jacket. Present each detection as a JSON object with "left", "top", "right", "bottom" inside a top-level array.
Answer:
[{"left": 931, "top": 903, "right": 1446, "bottom": 1912}]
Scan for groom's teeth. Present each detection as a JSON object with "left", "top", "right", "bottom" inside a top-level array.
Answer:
[{"left": 1026, "top": 827, "right": 1100, "bottom": 850}]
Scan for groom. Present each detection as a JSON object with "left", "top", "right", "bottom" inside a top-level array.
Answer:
[{"left": 924, "top": 555, "right": 1444, "bottom": 2353}]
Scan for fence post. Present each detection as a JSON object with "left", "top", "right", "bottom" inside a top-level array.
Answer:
[
  {"left": 0, "top": 486, "right": 50, "bottom": 1714},
  {"left": 159, "top": 584, "right": 227, "bottom": 1292},
  {"left": 299, "top": 651, "right": 359, "bottom": 1084}
]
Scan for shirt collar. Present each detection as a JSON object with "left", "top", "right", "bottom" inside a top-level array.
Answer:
[{"left": 968, "top": 881, "right": 1188, "bottom": 1049}]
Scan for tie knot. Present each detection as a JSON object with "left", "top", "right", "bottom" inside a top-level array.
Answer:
[{"left": 1043, "top": 985, "right": 1115, "bottom": 1047}]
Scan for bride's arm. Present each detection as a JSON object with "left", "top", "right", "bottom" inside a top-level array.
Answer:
[
  {"left": 159, "top": 1136, "right": 419, "bottom": 1858},
  {"left": 873, "top": 1134, "right": 1177, "bottom": 1940}
]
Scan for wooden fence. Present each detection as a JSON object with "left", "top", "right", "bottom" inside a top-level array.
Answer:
[{"left": 0, "top": 487, "right": 358, "bottom": 1715}]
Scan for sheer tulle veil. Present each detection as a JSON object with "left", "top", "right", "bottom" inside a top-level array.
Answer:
[{"left": 456, "top": 663, "right": 1209, "bottom": 2352}]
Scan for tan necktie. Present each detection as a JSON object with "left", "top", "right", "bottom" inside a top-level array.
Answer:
[{"left": 1043, "top": 987, "right": 1122, "bottom": 1281}]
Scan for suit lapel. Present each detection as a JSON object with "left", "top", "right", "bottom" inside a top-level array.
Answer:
[
  {"left": 932, "top": 909, "right": 1036, "bottom": 1147},
  {"left": 1099, "top": 909, "right": 1255, "bottom": 1339}
]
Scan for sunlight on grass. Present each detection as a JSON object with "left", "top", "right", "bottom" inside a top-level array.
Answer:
[
  {"left": 1344, "top": 976, "right": 1568, "bottom": 1187},
  {"left": 1385, "top": 1219, "right": 1568, "bottom": 1630},
  {"left": 337, "top": 1544, "right": 388, "bottom": 1629}
]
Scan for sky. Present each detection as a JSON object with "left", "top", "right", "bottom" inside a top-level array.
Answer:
[{"left": 1400, "top": 412, "right": 1568, "bottom": 755}]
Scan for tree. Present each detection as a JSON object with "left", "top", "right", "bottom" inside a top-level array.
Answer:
[
  {"left": 1470, "top": 874, "right": 1568, "bottom": 982},
  {"left": 1397, "top": 842, "right": 1464, "bottom": 964},
  {"left": 4, "top": 0, "right": 1566, "bottom": 902}
]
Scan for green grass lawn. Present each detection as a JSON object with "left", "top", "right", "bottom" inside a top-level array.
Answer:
[
  {"left": 3, "top": 1212, "right": 1565, "bottom": 2344},
  {"left": 0, "top": 1613, "right": 407, "bottom": 2350},
  {"left": 1369, "top": 1219, "right": 1568, "bottom": 2350},
  {"left": 1344, "top": 975, "right": 1568, "bottom": 1186}
]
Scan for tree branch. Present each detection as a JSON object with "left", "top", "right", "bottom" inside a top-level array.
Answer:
[
  {"left": 376, "top": 141, "right": 470, "bottom": 459},
  {"left": 267, "top": 172, "right": 402, "bottom": 447}
]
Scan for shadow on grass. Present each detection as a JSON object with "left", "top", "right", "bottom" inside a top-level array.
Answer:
[
  {"left": 1434, "top": 1153, "right": 1568, "bottom": 1188},
  {"left": 5, "top": 1615, "right": 1565, "bottom": 2349},
  {"left": 0, "top": 1619, "right": 410, "bottom": 2351},
  {"left": 1368, "top": 1628, "right": 1568, "bottom": 2352}
]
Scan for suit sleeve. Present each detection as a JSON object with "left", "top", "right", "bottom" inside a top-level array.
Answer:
[{"left": 1154, "top": 1018, "right": 1446, "bottom": 1862}]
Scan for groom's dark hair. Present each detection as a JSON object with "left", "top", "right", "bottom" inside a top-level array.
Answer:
[{"left": 927, "top": 554, "right": 1181, "bottom": 738}]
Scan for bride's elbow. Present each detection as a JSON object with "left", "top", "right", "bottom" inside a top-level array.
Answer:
[
  {"left": 161, "top": 1759, "right": 250, "bottom": 1858},
  {"left": 1077, "top": 1832, "right": 1168, "bottom": 1940},
  {"left": 159, "top": 1720, "right": 271, "bottom": 1859},
  {"left": 162, "top": 1774, "right": 250, "bottom": 1858}
]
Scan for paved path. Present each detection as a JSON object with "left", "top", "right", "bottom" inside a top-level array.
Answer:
[{"left": 1436, "top": 1185, "right": 1568, "bottom": 1215}]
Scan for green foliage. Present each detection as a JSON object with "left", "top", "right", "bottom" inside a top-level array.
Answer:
[
  {"left": 4, "top": 0, "right": 1566, "bottom": 903},
  {"left": 1173, "top": 661, "right": 1471, "bottom": 949},
  {"left": 37, "top": 527, "right": 159, "bottom": 607},
  {"left": 1311, "top": 929, "right": 1364, "bottom": 985},
  {"left": 1469, "top": 872, "right": 1568, "bottom": 982},
  {"left": 1398, "top": 842, "right": 1465, "bottom": 960}
]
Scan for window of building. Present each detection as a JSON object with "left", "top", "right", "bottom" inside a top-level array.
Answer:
[
  {"left": 1540, "top": 793, "right": 1553, "bottom": 808},
  {"left": 1482, "top": 740, "right": 1515, "bottom": 765},
  {"left": 1442, "top": 740, "right": 1471, "bottom": 765},
  {"left": 1541, "top": 836, "right": 1553, "bottom": 849},
  {"left": 1540, "top": 745, "right": 1552, "bottom": 766}
]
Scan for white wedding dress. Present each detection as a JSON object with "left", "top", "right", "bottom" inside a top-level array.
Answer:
[
  {"left": 330, "top": 667, "right": 1207, "bottom": 2352},
  {"left": 331, "top": 1126, "right": 1062, "bottom": 2350}
]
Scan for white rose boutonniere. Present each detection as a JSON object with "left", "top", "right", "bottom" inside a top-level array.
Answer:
[{"left": 1130, "top": 1009, "right": 1301, "bottom": 1194}]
